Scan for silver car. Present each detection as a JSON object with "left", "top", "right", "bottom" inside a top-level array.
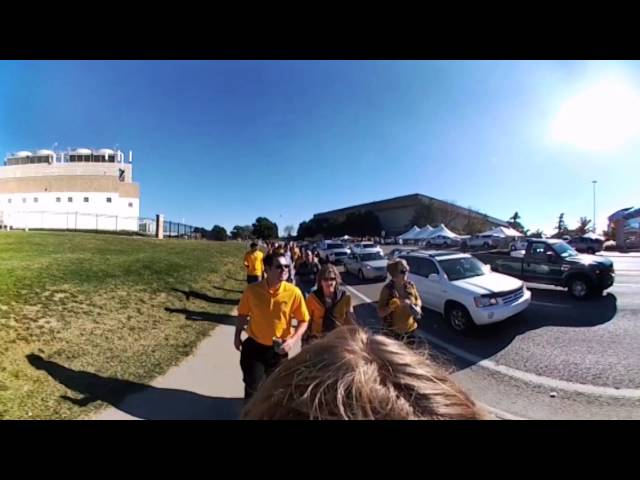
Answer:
[{"left": 344, "top": 250, "right": 388, "bottom": 281}]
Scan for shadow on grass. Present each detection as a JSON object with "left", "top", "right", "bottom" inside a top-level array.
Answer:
[
  {"left": 26, "top": 354, "right": 243, "bottom": 420},
  {"left": 172, "top": 288, "right": 239, "bottom": 306},
  {"left": 165, "top": 307, "right": 238, "bottom": 326},
  {"left": 211, "top": 285, "right": 245, "bottom": 294}
]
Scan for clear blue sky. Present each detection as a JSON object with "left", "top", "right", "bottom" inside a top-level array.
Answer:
[{"left": 1, "top": 60, "right": 638, "bottom": 235}]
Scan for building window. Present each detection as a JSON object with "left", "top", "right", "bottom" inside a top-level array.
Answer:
[
  {"left": 128, "top": 202, "right": 133, "bottom": 208},
  {"left": 106, "top": 197, "right": 112, "bottom": 203},
  {"left": 84, "top": 197, "right": 89, "bottom": 203},
  {"left": 56, "top": 197, "right": 61, "bottom": 203},
  {"left": 68, "top": 197, "right": 73, "bottom": 203},
  {"left": 33, "top": 197, "right": 38, "bottom": 203}
]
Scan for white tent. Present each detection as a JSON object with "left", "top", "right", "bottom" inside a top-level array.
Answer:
[
  {"left": 397, "top": 226, "right": 421, "bottom": 240},
  {"left": 425, "top": 224, "right": 461, "bottom": 239},
  {"left": 338, "top": 235, "right": 352, "bottom": 241},
  {"left": 479, "top": 226, "right": 524, "bottom": 238},
  {"left": 413, "top": 225, "right": 435, "bottom": 239}
]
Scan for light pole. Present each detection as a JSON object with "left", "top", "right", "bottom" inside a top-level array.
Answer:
[{"left": 592, "top": 180, "right": 597, "bottom": 233}]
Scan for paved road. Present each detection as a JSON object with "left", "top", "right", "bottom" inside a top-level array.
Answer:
[{"left": 344, "top": 250, "right": 640, "bottom": 419}]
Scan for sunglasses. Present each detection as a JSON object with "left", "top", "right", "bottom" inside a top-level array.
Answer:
[
  {"left": 399, "top": 269, "right": 408, "bottom": 274},
  {"left": 321, "top": 277, "right": 337, "bottom": 282},
  {"left": 274, "top": 264, "right": 290, "bottom": 271}
]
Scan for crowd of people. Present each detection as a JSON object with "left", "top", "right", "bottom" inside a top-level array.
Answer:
[{"left": 236, "top": 239, "right": 487, "bottom": 420}]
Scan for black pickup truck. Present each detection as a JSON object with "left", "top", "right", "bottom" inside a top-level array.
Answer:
[{"left": 473, "top": 239, "right": 615, "bottom": 299}]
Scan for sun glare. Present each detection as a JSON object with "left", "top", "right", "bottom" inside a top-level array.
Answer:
[{"left": 551, "top": 76, "right": 640, "bottom": 152}]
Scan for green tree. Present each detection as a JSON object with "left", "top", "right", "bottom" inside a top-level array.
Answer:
[
  {"left": 230, "top": 225, "right": 253, "bottom": 240},
  {"left": 283, "top": 225, "right": 294, "bottom": 238},
  {"left": 343, "top": 210, "right": 383, "bottom": 237},
  {"left": 210, "top": 225, "right": 228, "bottom": 241},
  {"left": 576, "top": 217, "right": 592, "bottom": 236},
  {"left": 554, "top": 213, "right": 568, "bottom": 237},
  {"left": 530, "top": 229, "right": 546, "bottom": 238},
  {"left": 252, "top": 217, "right": 279, "bottom": 240},
  {"left": 508, "top": 211, "right": 526, "bottom": 234}
]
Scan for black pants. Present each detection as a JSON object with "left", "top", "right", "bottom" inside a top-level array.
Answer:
[
  {"left": 240, "top": 336, "right": 288, "bottom": 401},
  {"left": 247, "top": 275, "right": 260, "bottom": 285}
]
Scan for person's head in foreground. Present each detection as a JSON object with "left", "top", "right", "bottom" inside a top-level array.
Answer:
[{"left": 241, "top": 326, "right": 489, "bottom": 420}]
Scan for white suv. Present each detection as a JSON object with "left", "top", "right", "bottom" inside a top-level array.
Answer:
[
  {"left": 422, "top": 235, "right": 460, "bottom": 248},
  {"left": 351, "top": 242, "right": 383, "bottom": 255},
  {"left": 399, "top": 250, "right": 531, "bottom": 332},
  {"left": 318, "top": 241, "right": 351, "bottom": 264},
  {"left": 462, "top": 234, "right": 502, "bottom": 249}
]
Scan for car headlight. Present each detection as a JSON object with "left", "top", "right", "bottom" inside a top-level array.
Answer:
[
  {"left": 365, "top": 264, "right": 372, "bottom": 269},
  {"left": 474, "top": 296, "right": 498, "bottom": 308}
]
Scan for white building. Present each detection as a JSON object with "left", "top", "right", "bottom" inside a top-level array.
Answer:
[{"left": 0, "top": 147, "right": 140, "bottom": 231}]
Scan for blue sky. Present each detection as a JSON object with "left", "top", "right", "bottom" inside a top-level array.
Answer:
[{"left": 1, "top": 60, "right": 638, "bottom": 235}]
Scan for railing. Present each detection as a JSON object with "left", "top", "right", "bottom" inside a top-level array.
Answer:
[{"left": 1, "top": 211, "right": 202, "bottom": 239}]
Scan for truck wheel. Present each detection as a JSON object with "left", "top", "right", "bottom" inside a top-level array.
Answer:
[
  {"left": 568, "top": 276, "right": 591, "bottom": 300},
  {"left": 445, "top": 303, "right": 474, "bottom": 333},
  {"left": 510, "top": 243, "right": 516, "bottom": 251},
  {"left": 586, "top": 247, "right": 595, "bottom": 254},
  {"left": 483, "top": 242, "right": 490, "bottom": 248}
]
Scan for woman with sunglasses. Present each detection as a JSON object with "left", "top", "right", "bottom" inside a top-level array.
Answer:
[
  {"left": 304, "top": 264, "right": 356, "bottom": 346},
  {"left": 377, "top": 258, "right": 422, "bottom": 346}
]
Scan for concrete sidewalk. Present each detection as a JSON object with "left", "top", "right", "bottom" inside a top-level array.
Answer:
[{"left": 92, "top": 323, "right": 244, "bottom": 420}]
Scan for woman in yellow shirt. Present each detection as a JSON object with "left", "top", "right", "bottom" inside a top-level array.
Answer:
[
  {"left": 377, "top": 258, "right": 423, "bottom": 346},
  {"left": 304, "top": 264, "right": 356, "bottom": 345}
]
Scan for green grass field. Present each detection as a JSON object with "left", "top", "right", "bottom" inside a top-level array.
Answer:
[{"left": 0, "top": 231, "right": 247, "bottom": 419}]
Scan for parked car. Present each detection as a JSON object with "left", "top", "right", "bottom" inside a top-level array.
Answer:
[
  {"left": 476, "top": 239, "right": 614, "bottom": 299},
  {"left": 508, "top": 237, "right": 529, "bottom": 251},
  {"left": 344, "top": 250, "right": 388, "bottom": 281},
  {"left": 387, "top": 247, "right": 417, "bottom": 259},
  {"left": 422, "top": 235, "right": 460, "bottom": 248},
  {"left": 351, "top": 242, "right": 384, "bottom": 255},
  {"left": 318, "top": 241, "right": 351, "bottom": 264},
  {"left": 399, "top": 250, "right": 531, "bottom": 333},
  {"left": 461, "top": 234, "right": 502, "bottom": 249},
  {"left": 568, "top": 235, "right": 604, "bottom": 254},
  {"left": 383, "top": 237, "right": 396, "bottom": 245}
]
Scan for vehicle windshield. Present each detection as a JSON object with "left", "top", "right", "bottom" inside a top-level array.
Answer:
[
  {"left": 326, "top": 243, "right": 344, "bottom": 250},
  {"left": 439, "top": 257, "right": 486, "bottom": 281},
  {"left": 360, "top": 252, "right": 384, "bottom": 261},
  {"left": 553, "top": 241, "right": 578, "bottom": 258},
  {"left": 361, "top": 243, "right": 375, "bottom": 248}
]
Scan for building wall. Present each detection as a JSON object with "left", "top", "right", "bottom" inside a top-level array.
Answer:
[
  {"left": 0, "top": 191, "right": 139, "bottom": 231},
  {"left": 0, "top": 163, "right": 133, "bottom": 182},
  {"left": 0, "top": 163, "right": 140, "bottom": 231},
  {"left": 313, "top": 194, "right": 504, "bottom": 236}
]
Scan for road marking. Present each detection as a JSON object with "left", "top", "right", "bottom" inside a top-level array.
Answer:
[
  {"left": 613, "top": 283, "right": 640, "bottom": 287},
  {"left": 344, "top": 284, "right": 640, "bottom": 400}
]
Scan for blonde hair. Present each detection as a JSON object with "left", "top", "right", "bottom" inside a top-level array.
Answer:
[
  {"left": 241, "top": 326, "right": 489, "bottom": 420},
  {"left": 387, "top": 258, "right": 409, "bottom": 277},
  {"left": 315, "top": 263, "right": 342, "bottom": 290}
]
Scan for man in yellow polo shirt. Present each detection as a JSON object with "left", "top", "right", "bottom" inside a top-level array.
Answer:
[
  {"left": 243, "top": 242, "right": 264, "bottom": 285},
  {"left": 235, "top": 251, "right": 310, "bottom": 400}
]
